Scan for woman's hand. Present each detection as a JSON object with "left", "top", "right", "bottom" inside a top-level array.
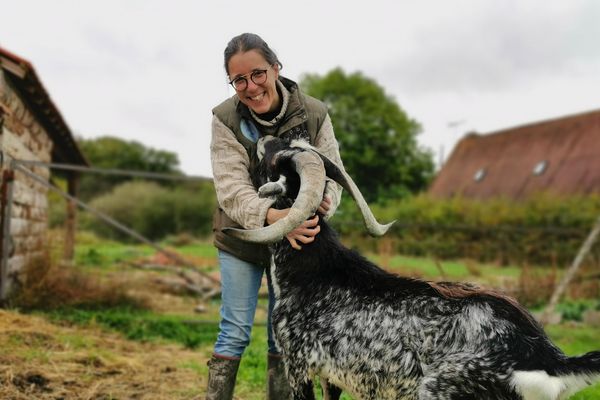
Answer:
[
  {"left": 317, "top": 195, "right": 332, "bottom": 216},
  {"left": 284, "top": 214, "right": 320, "bottom": 250},
  {"left": 266, "top": 208, "right": 321, "bottom": 250}
]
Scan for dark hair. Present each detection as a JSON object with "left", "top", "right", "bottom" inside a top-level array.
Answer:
[{"left": 224, "top": 33, "right": 282, "bottom": 75}]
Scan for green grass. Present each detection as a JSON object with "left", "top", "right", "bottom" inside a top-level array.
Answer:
[
  {"left": 548, "top": 324, "right": 600, "bottom": 399},
  {"left": 175, "top": 243, "right": 218, "bottom": 258},
  {"left": 42, "top": 307, "right": 219, "bottom": 349},
  {"left": 74, "top": 241, "right": 217, "bottom": 271},
  {"left": 58, "top": 237, "right": 599, "bottom": 398},
  {"left": 75, "top": 243, "right": 154, "bottom": 270},
  {"left": 369, "top": 253, "right": 513, "bottom": 277},
  {"left": 41, "top": 305, "right": 600, "bottom": 399}
]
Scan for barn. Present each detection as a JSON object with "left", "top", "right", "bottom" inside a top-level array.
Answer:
[
  {"left": 429, "top": 109, "right": 600, "bottom": 200},
  {"left": 0, "top": 47, "right": 88, "bottom": 301}
]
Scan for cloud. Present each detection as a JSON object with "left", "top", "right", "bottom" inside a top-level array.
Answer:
[
  {"left": 2, "top": 0, "right": 599, "bottom": 176},
  {"left": 381, "top": 1, "right": 600, "bottom": 94}
]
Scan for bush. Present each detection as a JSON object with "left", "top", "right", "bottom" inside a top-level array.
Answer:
[
  {"left": 81, "top": 181, "right": 216, "bottom": 241},
  {"left": 332, "top": 193, "right": 600, "bottom": 266}
]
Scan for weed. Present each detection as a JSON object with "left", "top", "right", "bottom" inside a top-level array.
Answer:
[{"left": 13, "top": 254, "right": 148, "bottom": 311}]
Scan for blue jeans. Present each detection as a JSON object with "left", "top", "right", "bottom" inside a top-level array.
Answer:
[{"left": 213, "top": 250, "right": 279, "bottom": 358}]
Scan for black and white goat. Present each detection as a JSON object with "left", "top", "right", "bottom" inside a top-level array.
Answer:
[{"left": 225, "top": 135, "right": 600, "bottom": 400}]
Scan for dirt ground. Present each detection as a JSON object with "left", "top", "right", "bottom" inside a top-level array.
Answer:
[{"left": 0, "top": 309, "right": 209, "bottom": 400}]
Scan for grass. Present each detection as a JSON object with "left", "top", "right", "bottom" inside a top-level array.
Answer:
[
  {"left": 546, "top": 324, "right": 600, "bottom": 399},
  {"left": 0, "top": 309, "right": 205, "bottom": 399},
  {"left": 370, "top": 252, "right": 533, "bottom": 281},
  {"left": 75, "top": 242, "right": 155, "bottom": 270},
  {"left": 37, "top": 305, "right": 600, "bottom": 399},
  {"left": 43, "top": 307, "right": 220, "bottom": 349},
  {"left": 16, "top": 235, "right": 600, "bottom": 398}
]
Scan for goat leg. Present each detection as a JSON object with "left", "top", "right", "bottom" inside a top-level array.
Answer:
[
  {"left": 320, "top": 377, "right": 342, "bottom": 400},
  {"left": 291, "top": 380, "right": 315, "bottom": 400}
]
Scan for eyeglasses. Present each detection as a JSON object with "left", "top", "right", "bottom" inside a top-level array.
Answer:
[{"left": 229, "top": 65, "right": 273, "bottom": 91}]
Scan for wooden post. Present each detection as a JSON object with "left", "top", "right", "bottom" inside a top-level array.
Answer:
[
  {"left": 540, "top": 214, "right": 600, "bottom": 325},
  {"left": 0, "top": 168, "right": 15, "bottom": 302},
  {"left": 63, "top": 172, "right": 79, "bottom": 262}
]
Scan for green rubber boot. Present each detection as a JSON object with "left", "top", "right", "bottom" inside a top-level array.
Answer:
[
  {"left": 267, "top": 353, "right": 293, "bottom": 399},
  {"left": 205, "top": 355, "right": 241, "bottom": 400}
]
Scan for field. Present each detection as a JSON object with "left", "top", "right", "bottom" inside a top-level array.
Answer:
[{"left": 1, "top": 238, "right": 599, "bottom": 399}]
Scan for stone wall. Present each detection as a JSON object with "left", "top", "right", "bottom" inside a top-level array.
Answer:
[{"left": 0, "top": 70, "right": 53, "bottom": 297}]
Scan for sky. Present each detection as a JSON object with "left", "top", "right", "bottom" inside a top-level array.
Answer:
[{"left": 1, "top": 0, "right": 599, "bottom": 177}]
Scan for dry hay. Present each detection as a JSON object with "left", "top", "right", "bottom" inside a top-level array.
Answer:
[{"left": 0, "top": 309, "right": 207, "bottom": 399}]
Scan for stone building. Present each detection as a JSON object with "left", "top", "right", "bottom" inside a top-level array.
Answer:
[{"left": 0, "top": 47, "right": 87, "bottom": 300}]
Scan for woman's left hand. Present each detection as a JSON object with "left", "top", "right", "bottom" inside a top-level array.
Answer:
[{"left": 317, "top": 195, "right": 331, "bottom": 216}]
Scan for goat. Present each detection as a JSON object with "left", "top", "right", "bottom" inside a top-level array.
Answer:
[{"left": 225, "top": 134, "right": 600, "bottom": 400}]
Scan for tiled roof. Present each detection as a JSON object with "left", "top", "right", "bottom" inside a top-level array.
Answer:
[
  {"left": 429, "top": 109, "right": 600, "bottom": 199},
  {"left": 0, "top": 46, "right": 88, "bottom": 166}
]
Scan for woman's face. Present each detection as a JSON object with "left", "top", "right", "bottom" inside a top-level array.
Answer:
[{"left": 227, "top": 50, "right": 280, "bottom": 114}]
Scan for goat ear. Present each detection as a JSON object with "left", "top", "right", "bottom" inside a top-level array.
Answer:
[
  {"left": 257, "top": 136, "right": 278, "bottom": 161},
  {"left": 310, "top": 149, "right": 395, "bottom": 237}
]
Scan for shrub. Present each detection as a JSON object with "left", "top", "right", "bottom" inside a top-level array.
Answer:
[
  {"left": 81, "top": 181, "right": 216, "bottom": 241},
  {"left": 332, "top": 192, "right": 600, "bottom": 266}
]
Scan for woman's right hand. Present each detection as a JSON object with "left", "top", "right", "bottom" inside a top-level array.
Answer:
[{"left": 266, "top": 208, "right": 320, "bottom": 250}]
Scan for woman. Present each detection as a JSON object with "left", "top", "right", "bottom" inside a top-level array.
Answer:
[{"left": 208, "top": 32, "right": 344, "bottom": 399}]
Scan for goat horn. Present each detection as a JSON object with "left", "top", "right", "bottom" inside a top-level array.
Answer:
[
  {"left": 311, "top": 150, "right": 395, "bottom": 236},
  {"left": 223, "top": 151, "right": 326, "bottom": 243}
]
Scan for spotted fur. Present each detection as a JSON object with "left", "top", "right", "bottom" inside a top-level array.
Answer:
[{"left": 253, "top": 138, "right": 600, "bottom": 400}]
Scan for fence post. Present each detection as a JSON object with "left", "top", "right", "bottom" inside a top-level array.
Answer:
[
  {"left": 540, "top": 214, "right": 600, "bottom": 325},
  {"left": 0, "top": 166, "right": 15, "bottom": 302},
  {"left": 63, "top": 171, "right": 79, "bottom": 262}
]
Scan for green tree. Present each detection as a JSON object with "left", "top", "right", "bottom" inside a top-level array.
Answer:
[
  {"left": 76, "top": 136, "right": 181, "bottom": 200},
  {"left": 301, "top": 68, "right": 434, "bottom": 203}
]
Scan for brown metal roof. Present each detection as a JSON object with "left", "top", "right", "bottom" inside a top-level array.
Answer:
[
  {"left": 428, "top": 109, "right": 600, "bottom": 200},
  {"left": 0, "top": 46, "right": 88, "bottom": 166}
]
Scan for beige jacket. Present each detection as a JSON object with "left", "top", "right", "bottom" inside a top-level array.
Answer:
[{"left": 211, "top": 111, "right": 343, "bottom": 230}]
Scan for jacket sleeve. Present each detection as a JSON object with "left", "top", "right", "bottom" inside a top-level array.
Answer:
[
  {"left": 314, "top": 114, "right": 344, "bottom": 220},
  {"left": 210, "top": 115, "right": 275, "bottom": 229}
]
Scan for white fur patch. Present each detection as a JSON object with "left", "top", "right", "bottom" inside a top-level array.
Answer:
[
  {"left": 269, "top": 256, "right": 281, "bottom": 298},
  {"left": 289, "top": 139, "right": 315, "bottom": 151},
  {"left": 511, "top": 370, "right": 596, "bottom": 400}
]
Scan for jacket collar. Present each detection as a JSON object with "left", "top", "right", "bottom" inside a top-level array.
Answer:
[{"left": 235, "top": 76, "right": 305, "bottom": 133}]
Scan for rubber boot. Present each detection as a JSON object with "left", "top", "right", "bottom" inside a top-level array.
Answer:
[
  {"left": 267, "top": 353, "right": 293, "bottom": 399},
  {"left": 205, "top": 354, "right": 241, "bottom": 400}
]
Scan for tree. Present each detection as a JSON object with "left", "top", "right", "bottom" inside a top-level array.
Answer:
[
  {"left": 301, "top": 68, "right": 434, "bottom": 203},
  {"left": 76, "top": 136, "right": 181, "bottom": 200}
]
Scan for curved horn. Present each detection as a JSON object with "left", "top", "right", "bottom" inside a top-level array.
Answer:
[
  {"left": 311, "top": 149, "right": 395, "bottom": 236},
  {"left": 223, "top": 151, "right": 326, "bottom": 243}
]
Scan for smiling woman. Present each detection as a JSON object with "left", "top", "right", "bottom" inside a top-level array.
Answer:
[
  {"left": 227, "top": 51, "right": 280, "bottom": 115},
  {"left": 206, "top": 32, "right": 347, "bottom": 399}
]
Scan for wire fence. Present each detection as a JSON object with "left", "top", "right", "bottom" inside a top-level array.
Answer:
[
  {"left": 2, "top": 154, "right": 599, "bottom": 318},
  {"left": 1, "top": 155, "right": 219, "bottom": 302}
]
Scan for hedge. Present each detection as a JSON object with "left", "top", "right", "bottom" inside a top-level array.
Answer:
[{"left": 331, "top": 193, "right": 600, "bottom": 266}]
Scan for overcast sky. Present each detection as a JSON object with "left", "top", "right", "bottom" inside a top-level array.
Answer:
[{"left": 1, "top": 0, "right": 599, "bottom": 177}]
